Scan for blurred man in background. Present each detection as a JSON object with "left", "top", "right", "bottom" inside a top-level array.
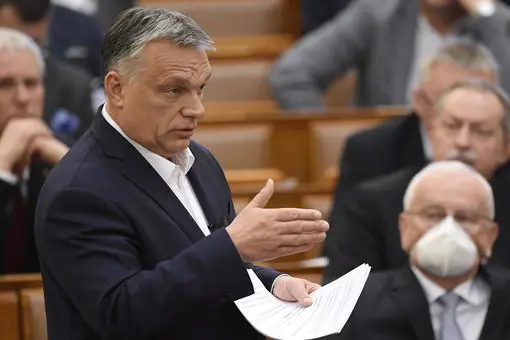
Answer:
[
  {"left": 269, "top": 0, "right": 510, "bottom": 110},
  {"left": 325, "top": 161, "right": 510, "bottom": 340},
  {"left": 0, "top": 28, "right": 68, "bottom": 274},
  {"left": 0, "top": 0, "right": 95, "bottom": 144}
]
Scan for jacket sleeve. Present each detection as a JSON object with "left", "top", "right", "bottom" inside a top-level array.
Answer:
[
  {"left": 268, "top": 0, "right": 376, "bottom": 110},
  {"left": 36, "top": 187, "right": 256, "bottom": 339}
]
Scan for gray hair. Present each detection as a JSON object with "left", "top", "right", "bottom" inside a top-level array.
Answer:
[
  {"left": 434, "top": 79, "right": 510, "bottom": 136},
  {"left": 403, "top": 161, "right": 495, "bottom": 219},
  {"left": 101, "top": 7, "right": 215, "bottom": 78},
  {"left": 420, "top": 38, "right": 499, "bottom": 83},
  {"left": 0, "top": 28, "right": 44, "bottom": 73}
]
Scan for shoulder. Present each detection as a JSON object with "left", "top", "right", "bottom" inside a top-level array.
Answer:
[
  {"left": 347, "top": 0, "right": 408, "bottom": 22},
  {"left": 346, "top": 114, "right": 414, "bottom": 152},
  {"left": 360, "top": 165, "right": 419, "bottom": 193}
]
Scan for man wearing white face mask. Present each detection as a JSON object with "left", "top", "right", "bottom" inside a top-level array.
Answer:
[
  {"left": 323, "top": 161, "right": 510, "bottom": 340},
  {"left": 324, "top": 79, "right": 510, "bottom": 282}
]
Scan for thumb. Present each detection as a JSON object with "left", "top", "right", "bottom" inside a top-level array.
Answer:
[
  {"left": 246, "top": 179, "right": 274, "bottom": 209},
  {"left": 290, "top": 283, "right": 313, "bottom": 307}
]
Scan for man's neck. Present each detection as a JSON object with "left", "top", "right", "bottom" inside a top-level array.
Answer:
[{"left": 419, "top": 1, "right": 467, "bottom": 34}]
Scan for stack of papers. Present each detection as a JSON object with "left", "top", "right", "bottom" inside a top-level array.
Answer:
[{"left": 235, "top": 264, "right": 371, "bottom": 340}]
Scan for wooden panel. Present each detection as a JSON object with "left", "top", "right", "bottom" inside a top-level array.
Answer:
[
  {"left": 324, "top": 71, "right": 357, "bottom": 108},
  {"left": 141, "top": 0, "right": 288, "bottom": 37},
  {"left": 193, "top": 124, "right": 272, "bottom": 169},
  {"left": 21, "top": 289, "right": 47, "bottom": 340},
  {"left": 0, "top": 291, "right": 19, "bottom": 340},
  {"left": 309, "top": 119, "right": 381, "bottom": 181},
  {"left": 209, "top": 34, "right": 293, "bottom": 61},
  {"left": 260, "top": 257, "right": 327, "bottom": 284},
  {"left": 204, "top": 61, "right": 274, "bottom": 102}
]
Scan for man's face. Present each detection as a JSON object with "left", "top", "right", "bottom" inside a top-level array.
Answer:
[
  {"left": 105, "top": 41, "right": 211, "bottom": 157},
  {"left": 0, "top": 49, "right": 44, "bottom": 133},
  {"left": 400, "top": 170, "right": 498, "bottom": 266},
  {"left": 0, "top": 4, "right": 48, "bottom": 46},
  {"left": 413, "top": 61, "right": 496, "bottom": 123},
  {"left": 429, "top": 88, "right": 509, "bottom": 179}
]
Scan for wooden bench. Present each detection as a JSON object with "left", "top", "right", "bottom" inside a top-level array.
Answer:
[
  {"left": 0, "top": 274, "right": 44, "bottom": 340},
  {"left": 196, "top": 107, "right": 407, "bottom": 183}
]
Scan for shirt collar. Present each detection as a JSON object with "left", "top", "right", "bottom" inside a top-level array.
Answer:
[
  {"left": 101, "top": 106, "right": 195, "bottom": 176},
  {"left": 411, "top": 266, "right": 490, "bottom": 307}
]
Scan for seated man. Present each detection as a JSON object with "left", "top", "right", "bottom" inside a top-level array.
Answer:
[
  {"left": 0, "top": 28, "right": 68, "bottom": 274},
  {"left": 324, "top": 79, "right": 510, "bottom": 282},
  {"left": 325, "top": 161, "right": 510, "bottom": 340},
  {"left": 269, "top": 0, "right": 510, "bottom": 110},
  {"left": 0, "top": 0, "right": 96, "bottom": 143},
  {"left": 324, "top": 39, "right": 498, "bottom": 257}
]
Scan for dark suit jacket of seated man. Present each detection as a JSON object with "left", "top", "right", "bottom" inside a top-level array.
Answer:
[
  {"left": 325, "top": 264, "right": 510, "bottom": 340},
  {"left": 35, "top": 8, "right": 328, "bottom": 340}
]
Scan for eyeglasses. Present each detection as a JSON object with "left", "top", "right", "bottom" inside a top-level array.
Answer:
[{"left": 404, "top": 206, "right": 494, "bottom": 232}]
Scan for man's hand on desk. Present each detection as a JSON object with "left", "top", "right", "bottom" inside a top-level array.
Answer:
[
  {"left": 226, "top": 179, "right": 329, "bottom": 262},
  {"left": 272, "top": 275, "right": 321, "bottom": 307}
]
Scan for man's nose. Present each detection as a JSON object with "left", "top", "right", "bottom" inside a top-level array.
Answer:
[
  {"left": 13, "top": 84, "right": 30, "bottom": 105},
  {"left": 454, "top": 126, "right": 472, "bottom": 149},
  {"left": 182, "top": 93, "right": 205, "bottom": 119}
]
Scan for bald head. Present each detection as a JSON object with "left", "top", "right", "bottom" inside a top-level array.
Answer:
[{"left": 404, "top": 161, "right": 494, "bottom": 219}]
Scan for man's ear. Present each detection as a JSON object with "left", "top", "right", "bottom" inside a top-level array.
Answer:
[
  {"left": 399, "top": 213, "right": 411, "bottom": 253},
  {"left": 104, "top": 71, "right": 125, "bottom": 109},
  {"left": 479, "top": 223, "right": 499, "bottom": 258}
]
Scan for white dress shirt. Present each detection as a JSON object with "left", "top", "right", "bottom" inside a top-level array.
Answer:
[
  {"left": 411, "top": 267, "right": 491, "bottom": 340},
  {"left": 102, "top": 107, "right": 211, "bottom": 237}
]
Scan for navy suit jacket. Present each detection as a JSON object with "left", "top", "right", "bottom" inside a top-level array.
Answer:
[{"left": 35, "top": 113, "right": 280, "bottom": 339}]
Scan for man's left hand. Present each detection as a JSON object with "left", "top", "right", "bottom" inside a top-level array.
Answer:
[{"left": 272, "top": 276, "right": 321, "bottom": 307}]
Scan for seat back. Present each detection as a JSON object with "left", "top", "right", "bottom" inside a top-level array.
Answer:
[
  {"left": 21, "top": 289, "right": 47, "bottom": 340},
  {"left": 142, "top": 0, "right": 287, "bottom": 37},
  {"left": 0, "top": 291, "right": 19, "bottom": 340}
]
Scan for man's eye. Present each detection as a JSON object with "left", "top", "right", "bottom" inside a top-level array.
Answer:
[{"left": 167, "top": 87, "right": 182, "bottom": 95}]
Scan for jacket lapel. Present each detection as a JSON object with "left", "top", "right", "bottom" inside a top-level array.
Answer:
[
  {"left": 479, "top": 265, "right": 510, "bottom": 340},
  {"left": 389, "top": 266, "right": 436, "bottom": 340},
  {"left": 91, "top": 112, "right": 205, "bottom": 243}
]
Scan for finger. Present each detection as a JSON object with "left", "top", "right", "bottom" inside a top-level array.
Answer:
[
  {"left": 287, "top": 280, "right": 313, "bottom": 306},
  {"left": 276, "top": 220, "right": 329, "bottom": 235},
  {"left": 305, "top": 281, "right": 321, "bottom": 294},
  {"left": 244, "top": 179, "right": 274, "bottom": 209},
  {"left": 271, "top": 208, "right": 322, "bottom": 222},
  {"left": 279, "top": 232, "right": 326, "bottom": 247}
]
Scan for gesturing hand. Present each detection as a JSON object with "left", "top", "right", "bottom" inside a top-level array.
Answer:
[{"left": 226, "top": 179, "right": 329, "bottom": 262}]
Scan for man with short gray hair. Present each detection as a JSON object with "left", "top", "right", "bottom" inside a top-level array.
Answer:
[
  {"left": 0, "top": 28, "right": 68, "bottom": 274},
  {"left": 324, "top": 79, "right": 510, "bottom": 283},
  {"left": 35, "top": 8, "right": 329, "bottom": 340}
]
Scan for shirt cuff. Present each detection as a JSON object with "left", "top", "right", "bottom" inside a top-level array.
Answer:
[
  {"left": 0, "top": 169, "right": 18, "bottom": 185},
  {"left": 271, "top": 273, "right": 290, "bottom": 294}
]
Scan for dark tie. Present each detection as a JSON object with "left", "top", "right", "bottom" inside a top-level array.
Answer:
[{"left": 3, "top": 186, "right": 27, "bottom": 273}]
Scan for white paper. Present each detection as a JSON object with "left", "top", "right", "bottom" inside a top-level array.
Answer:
[{"left": 235, "top": 264, "right": 371, "bottom": 340}]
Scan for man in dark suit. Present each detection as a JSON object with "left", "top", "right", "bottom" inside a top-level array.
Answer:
[
  {"left": 35, "top": 8, "right": 330, "bottom": 340},
  {"left": 325, "top": 161, "right": 510, "bottom": 340},
  {"left": 0, "top": 0, "right": 95, "bottom": 144},
  {"left": 0, "top": 28, "right": 68, "bottom": 274},
  {"left": 323, "top": 39, "right": 499, "bottom": 258},
  {"left": 324, "top": 79, "right": 510, "bottom": 282}
]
